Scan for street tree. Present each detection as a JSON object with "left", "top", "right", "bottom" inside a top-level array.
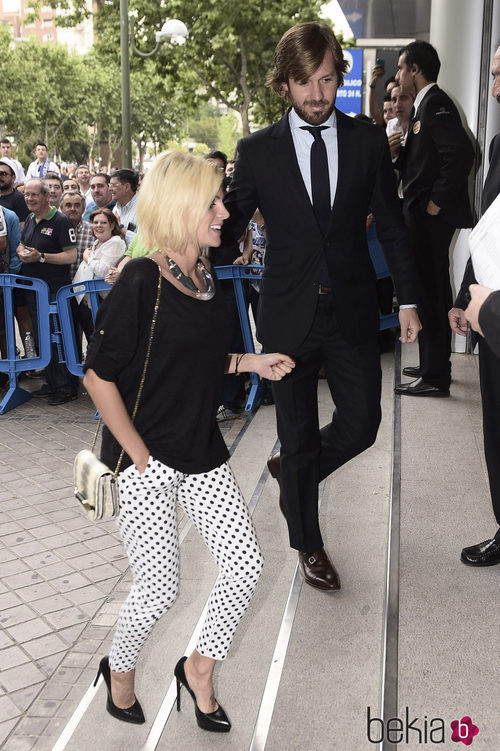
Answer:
[{"left": 32, "top": 0, "right": 326, "bottom": 135}]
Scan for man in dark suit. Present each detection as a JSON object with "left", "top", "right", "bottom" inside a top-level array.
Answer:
[
  {"left": 393, "top": 41, "right": 474, "bottom": 398},
  {"left": 217, "top": 23, "right": 421, "bottom": 591},
  {"left": 448, "top": 44, "right": 500, "bottom": 566},
  {"left": 466, "top": 286, "right": 500, "bottom": 358}
]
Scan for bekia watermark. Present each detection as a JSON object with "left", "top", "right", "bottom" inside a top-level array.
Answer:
[{"left": 367, "top": 707, "right": 479, "bottom": 745}]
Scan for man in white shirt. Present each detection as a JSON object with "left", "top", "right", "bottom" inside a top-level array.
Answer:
[
  {"left": 26, "top": 142, "right": 59, "bottom": 179},
  {"left": 75, "top": 164, "right": 93, "bottom": 207},
  {"left": 386, "top": 84, "right": 414, "bottom": 159},
  {"left": 110, "top": 169, "right": 138, "bottom": 247},
  {"left": 0, "top": 138, "right": 25, "bottom": 183},
  {"left": 218, "top": 22, "right": 421, "bottom": 591}
]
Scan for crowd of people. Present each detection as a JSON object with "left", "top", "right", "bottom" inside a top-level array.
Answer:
[
  {"left": 0, "top": 21, "right": 499, "bottom": 733},
  {"left": 0, "top": 152, "right": 142, "bottom": 403}
]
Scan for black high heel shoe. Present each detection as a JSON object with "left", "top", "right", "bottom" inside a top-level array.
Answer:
[
  {"left": 94, "top": 656, "right": 145, "bottom": 724},
  {"left": 174, "top": 656, "right": 231, "bottom": 733}
]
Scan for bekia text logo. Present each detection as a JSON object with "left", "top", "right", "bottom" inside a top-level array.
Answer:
[{"left": 367, "top": 707, "right": 479, "bottom": 745}]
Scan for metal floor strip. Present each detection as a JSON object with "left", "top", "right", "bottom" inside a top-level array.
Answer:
[
  {"left": 248, "top": 568, "right": 303, "bottom": 751},
  {"left": 248, "top": 478, "right": 326, "bottom": 751},
  {"left": 380, "top": 341, "right": 402, "bottom": 750}
]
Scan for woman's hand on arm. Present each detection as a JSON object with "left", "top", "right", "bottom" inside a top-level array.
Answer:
[
  {"left": 225, "top": 352, "right": 295, "bottom": 380},
  {"left": 83, "top": 369, "right": 150, "bottom": 473}
]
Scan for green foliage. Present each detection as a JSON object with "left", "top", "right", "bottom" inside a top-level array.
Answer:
[
  {"left": 150, "top": 0, "right": 326, "bottom": 133},
  {"left": 38, "top": 0, "right": 327, "bottom": 134},
  {"left": 0, "top": 26, "right": 89, "bottom": 162},
  {"left": 217, "top": 111, "right": 242, "bottom": 159},
  {"left": 0, "top": 2, "right": 354, "bottom": 166}
]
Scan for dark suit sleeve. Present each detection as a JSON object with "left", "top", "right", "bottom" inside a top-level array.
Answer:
[
  {"left": 455, "top": 134, "right": 500, "bottom": 308},
  {"left": 370, "top": 131, "right": 420, "bottom": 305},
  {"left": 214, "top": 138, "right": 260, "bottom": 266},
  {"left": 482, "top": 134, "right": 500, "bottom": 213},
  {"left": 479, "top": 290, "right": 500, "bottom": 358},
  {"left": 454, "top": 257, "right": 477, "bottom": 309},
  {"left": 425, "top": 96, "right": 474, "bottom": 211}
]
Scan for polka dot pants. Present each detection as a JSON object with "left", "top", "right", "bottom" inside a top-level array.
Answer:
[{"left": 108, "top": 457, "right": 263, "bottom": 673}]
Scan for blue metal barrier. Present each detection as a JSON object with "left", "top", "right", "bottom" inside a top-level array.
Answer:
[
  {"left": 366, "top": 224, "right": 400, "bottom": 331},
  {"left": 215, "top": 265, "right": 265, "bottom": 413},
  {"left": 0, "top": 275, "right": 52, "bottom": 414},
  {"left": 1, "top": 252, "right": 398, "bottom": 415},
  {"left": 56, "top": 279, "right": 111, "bottom": 377}
]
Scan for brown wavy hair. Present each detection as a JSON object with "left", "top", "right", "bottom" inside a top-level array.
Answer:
[
  {"left": 89, "top": 207, "right": 121, "bottom": 237},
  {"left": 266, "top": 22, "right": 349, "bottom": 95}
]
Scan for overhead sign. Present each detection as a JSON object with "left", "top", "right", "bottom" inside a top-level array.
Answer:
[{"left": 336, "top": 48, "right": 363, "bottom": 116}]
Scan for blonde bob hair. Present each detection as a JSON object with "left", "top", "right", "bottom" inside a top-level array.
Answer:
[{"left": 137, "top": 151, "right": 222, "bottom": 255}]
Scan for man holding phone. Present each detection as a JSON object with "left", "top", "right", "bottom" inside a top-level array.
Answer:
[
  {"left": 110, "top": 169, "right": 139, "bottom": 247},
  {"left": 368, "top": 57, "right": 398, "bottom": 126}
]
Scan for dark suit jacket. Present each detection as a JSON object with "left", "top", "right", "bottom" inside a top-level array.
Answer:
[
  {"left": 218, "top": 108, "right": 418, "bottom": 353},
  {"left": 455, "top": 133, "right": 500, "bottom": 309},
  {"left": 400, "top": 85, "right": 474, "bottom": 228},
  {"left": 479, "top": 290, "right": 500, "bottom": 358}
]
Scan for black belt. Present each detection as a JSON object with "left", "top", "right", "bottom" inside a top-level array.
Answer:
[{"left": 317, "top": 283, "right": 331, "bottom": 295}]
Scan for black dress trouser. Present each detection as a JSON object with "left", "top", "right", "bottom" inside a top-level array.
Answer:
[
  {"left": 478, "top": 337, "right": 500, "bottom": 527},
  {"left": 271, "top": 295, "right": 382, "bottom": 552},
  {"left": 404, "top": 208, "right": 455, "bottom": 390}
]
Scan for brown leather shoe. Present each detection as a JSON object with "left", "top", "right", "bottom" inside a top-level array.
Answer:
[
  {"left": 267, "top": 454, "right": 286, "bottom": 518},
  {"left": 298, "top": 548, "right": 341, "bottom": 591}
]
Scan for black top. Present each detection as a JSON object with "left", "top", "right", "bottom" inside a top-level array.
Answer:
[
  {"left": 21, "top": 207, "right": 76, "bottom": 286},
  {"left": 0, "top": 190, "right": 29, "bottom": 222},
  {"left": 83, "top": 257, "right": 232, "bottom": 474}
]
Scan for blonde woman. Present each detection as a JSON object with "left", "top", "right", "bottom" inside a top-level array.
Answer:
[{"left": 83, "top": 152, "right": 294, "bottom": 732}]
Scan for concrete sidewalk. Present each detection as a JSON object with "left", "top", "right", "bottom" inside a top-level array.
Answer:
[
  {"left": 1, "top": 348, "right": 498, "bottom": 750},
  {"left": 0, "top": 378, "right": 245, "bottom": 750}
]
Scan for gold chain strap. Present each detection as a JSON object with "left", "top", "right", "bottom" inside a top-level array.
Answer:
[{"left": 89, "top": 265, "right": 163, "bottom": 477}]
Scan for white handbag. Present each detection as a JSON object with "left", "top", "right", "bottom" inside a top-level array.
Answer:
[
  {"left": 74, "top": 265, "right": 162, "bottom": 520},
  {"left": 74, "top": 449, "right": 120, "bottom": 520}
]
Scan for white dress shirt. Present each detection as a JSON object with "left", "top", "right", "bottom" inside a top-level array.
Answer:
[
  {"left": 412, "top": 82, "right": 437, "bottom": 115},
  {"left": 113, "top": 192, "right": 138, "bottom": 248},
  {"left": 288, "top": 108, "right": 338, "bottom": 209}
]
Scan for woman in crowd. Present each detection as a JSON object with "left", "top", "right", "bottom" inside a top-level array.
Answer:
[
  {"left": 233, "top": 209, "right": 274, "bottom": 406},
  {"left": 83, "top": 151, "right": 294, "bottom": 732},
  {"left": 73, "top": 208, "right": 125, "bottom": 340}
]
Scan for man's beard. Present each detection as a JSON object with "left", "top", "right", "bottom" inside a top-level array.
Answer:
[{"left": 290, "top": 98, "right": 335, "bottom": 125}]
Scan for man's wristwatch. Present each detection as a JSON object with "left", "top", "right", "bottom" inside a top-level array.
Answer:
[{"left": 39, "top": 252, "right": 45, "bottom": 263}]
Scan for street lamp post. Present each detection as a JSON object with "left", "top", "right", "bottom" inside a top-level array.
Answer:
[
  {"left": 120, "top": 0, "right": 132, "bottom": 169},
  {"left": 120, "top": 0, "right": 188, "bottom": 169}
]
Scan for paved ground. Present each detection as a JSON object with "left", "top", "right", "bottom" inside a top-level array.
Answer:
[
  {"left": 1, "top": 348, "right": 499, "bottom": 750},
  {"left": 0, "top": 375, "right": 245, "bottom": 750}
]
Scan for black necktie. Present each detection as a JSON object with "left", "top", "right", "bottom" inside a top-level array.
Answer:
[
  {"left": 300, "top": 126, "right": 331, "bottom": 235},
  {"left": 409, "top": 105, "right": 416, "bottom": 124}
]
